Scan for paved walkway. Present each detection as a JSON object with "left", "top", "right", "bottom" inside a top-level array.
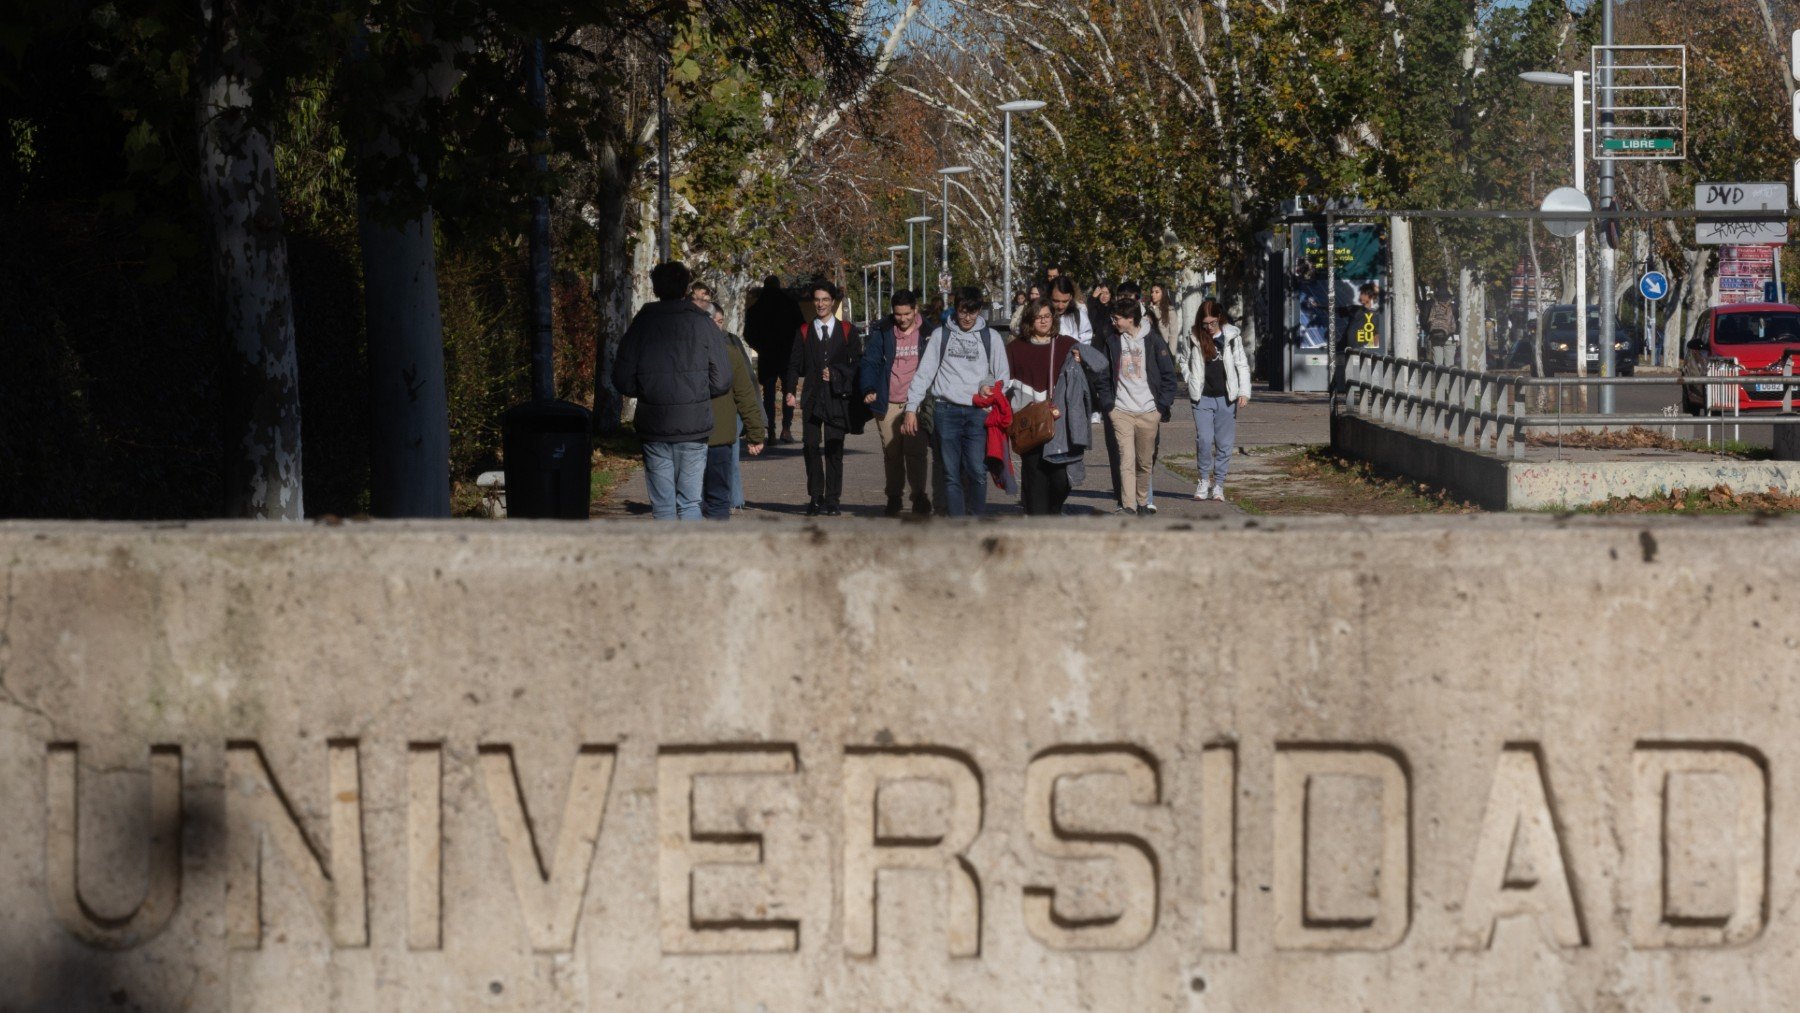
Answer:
[{"left": 601, "top": 386, "right": 1330, "bottom": 521}]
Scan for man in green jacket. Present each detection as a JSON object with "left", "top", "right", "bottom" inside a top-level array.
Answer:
[{"left": 702, "top": 303, "right": 767, "bottom": 520}]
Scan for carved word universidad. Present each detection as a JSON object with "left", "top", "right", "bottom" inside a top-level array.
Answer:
[{"left": 43, "top": 742, "right": 1767, "bottom": 956}]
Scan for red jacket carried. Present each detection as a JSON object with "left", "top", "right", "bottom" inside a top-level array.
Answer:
[{"left": 972, "top": 384, "right": 1018, "bottom": 494}]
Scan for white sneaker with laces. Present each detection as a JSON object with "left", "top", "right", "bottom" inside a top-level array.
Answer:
[
  {"left": 1193, "top": 479, "right": 1209, "bottom": 500},
  {"left": 1209, "top": 483, "right": 1226, "bottom": 501}
]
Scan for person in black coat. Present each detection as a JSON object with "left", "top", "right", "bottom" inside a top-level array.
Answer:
[
  {"left": 744, "top": 275, "right": 804, "bottom": 442},
  {"left": 614, "top": 261, "right": 734, "bottom": 520},
  {"left": 1096, "top": 295, "right": 1179, "bottom": 515},
  {"left": 783, "top": 282, "right": 863, "bottom": 516}
]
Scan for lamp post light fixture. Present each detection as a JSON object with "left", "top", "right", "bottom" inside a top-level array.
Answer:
[
  {"left": 1520, "top": 69, "right": 1590, "bottom": 387},
  {"left": 937, "top": 165, "right": 974, "bottom": 303},
  {"left": 997, "top": 99, "right": 1046, "bottom": 319},
  {"left": 905, "top": 215, "right": 933, "bottom": 292}
]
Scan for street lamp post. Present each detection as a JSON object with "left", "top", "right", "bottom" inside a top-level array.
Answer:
[
  {"left": 866, "top": 262, "right": 892, "bottom": 327},
  {"left": 1521, "top": 70, "right": 1590, "bottom": 385},
  {"left": 905, "top": 215, "right": 933, "bottom": 292},
  {"left": 938, "top": 165, "right": 974, "bottom": 305},
  {"left": 860, "top": 264, "right": 871, "bottom": 329},
  {"left": 997, "top": 99, "right": 1046, "bottom": 322},
  {"left": 1596, "top": 0, "right": 1617, "bottom": 413},
  {"left": 888, "top": 245, "right": 910, "bottom": 302}
]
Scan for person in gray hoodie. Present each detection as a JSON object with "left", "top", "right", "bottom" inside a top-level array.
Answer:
[
  {"left": 614, "top": 261, "right": 734, "bottom": 520},
  {"left": 901, "top": 286, "right": 1011, "bottom": 517}
]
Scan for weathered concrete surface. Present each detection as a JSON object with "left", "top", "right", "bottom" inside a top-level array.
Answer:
[
  {"left": 1335, "top": 412, "right": 1800, "bottom": 508},
  {"left": 2, "top": 519, "right": 1799, "bottom": 1011},
  {"left": 1774, "top": 424, "right": 1799, "bottom": 462}
]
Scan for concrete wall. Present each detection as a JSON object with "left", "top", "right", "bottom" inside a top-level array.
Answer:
[
  {"left": 3, "top": 520, "right": 1799, "bottom": 1011},
  {"left": 1335, "top": 413, "right": 1800, "bottom": 509}
]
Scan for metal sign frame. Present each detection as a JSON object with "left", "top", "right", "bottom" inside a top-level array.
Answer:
[{"left": 1590, "top": 45, "right": 1686, "bottom": 161}]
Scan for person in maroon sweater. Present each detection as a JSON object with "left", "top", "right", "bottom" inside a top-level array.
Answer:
[{"left": 1006, "top": 297, "right": 1086, "bottom": 515}]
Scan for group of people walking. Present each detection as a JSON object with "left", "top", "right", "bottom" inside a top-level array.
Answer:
[{"left": 612, "top": 260, "right": 1251, "bottom": 520}]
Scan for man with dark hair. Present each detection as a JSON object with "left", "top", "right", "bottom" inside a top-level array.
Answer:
[
  {"left": 901, "top": 286, "right": 1010, "bottom": 517},
  {"left": 1099, "top": 295, "right": 1179, "bottom": 516},
  {"left": 859, "top": 289, "right": 932, "bottom": 516},
  {"left": 1049, "top": 276, "right": 1092, "bottom": 345},
  {"left": 784, "top": 281, "right": 861, "bottom": 516},
  {"left": 744, "top": 275, "right": 803, "bottom": 442},
  {"left": 615, "top": 261, "right": 734, "bottom": 520}
]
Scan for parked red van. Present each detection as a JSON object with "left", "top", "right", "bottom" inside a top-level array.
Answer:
[{"left": 1680, "top": 302, "right": 1800, "bottom": 413}]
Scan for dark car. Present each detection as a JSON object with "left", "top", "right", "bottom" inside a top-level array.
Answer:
[
  {"left": 1497, "top": 305, "right": 1641, "bottom": 376},
  {"left": 1680, "top": 302, "right": 1800, "bottom": 414}
]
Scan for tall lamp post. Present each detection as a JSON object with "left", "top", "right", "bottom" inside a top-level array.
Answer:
[
  {"left": 937, "top": 165, "right": 974, "bottom": 304},
  {"left": 905, "top": 215, "right": 933, "bottom": 291},
  {"left": 1521, "top": 70, "right": 1590, "bottom": 385},
  {"left": 866, "top": 262, "right": 892, "bottom": 327},
  {"left": 888, "top": 245, "right": 911, "bottom": 301},
  {"left": 997, "top": 99, "right": 1046, "bottom": 320}
]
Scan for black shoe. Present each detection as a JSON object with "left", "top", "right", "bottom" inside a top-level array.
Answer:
[
  {"left": 804, "top": 499, "right": 822, "bottom": 517},
  {"left": 885, "top": 496, "right": 902, "bottom": 517},
  {"left": 911, "top": 497, "right": 932, "bottom": 516},
  {"left": 1136, "top": 506, "right": 1150, "bottom": 517},
  {"left": 823, "top": 502, "right": 842, "bottom": 516}
]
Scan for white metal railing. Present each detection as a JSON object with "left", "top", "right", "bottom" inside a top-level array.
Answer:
[{"left": 1337, "top": 349, "right": 1800, "bottom": 459}]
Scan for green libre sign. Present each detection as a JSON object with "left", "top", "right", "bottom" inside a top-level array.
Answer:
[{"left": 1602, "top": 137, "right": 1677, "bottom": 153}]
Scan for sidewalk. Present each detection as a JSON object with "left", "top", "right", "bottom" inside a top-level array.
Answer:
[{"left": 599, "top": 386, "right": 1331, "bottom": 521}]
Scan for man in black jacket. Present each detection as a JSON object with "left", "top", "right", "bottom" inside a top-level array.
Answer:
[
  {"left": 744, "top": 275, "right": 804, "bottom": 443},
  {"left": 784, "top": 281, "right": 862, "bottom": 516},
  {"left": 615, "top": 261, "right": 733, "bottom": 520},
  {"left": 1097, "top": 296, "right": 1179, "bottom": 516}
]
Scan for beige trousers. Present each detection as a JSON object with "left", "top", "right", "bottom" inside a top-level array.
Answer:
[
  {"left": 872, "top": 403, "right": 929, "bottom": 501},
  {"left": 1110, "top": 408, "right": 1161, "bottom": 508}
]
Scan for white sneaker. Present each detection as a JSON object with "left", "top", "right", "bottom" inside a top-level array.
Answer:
[
  {"left": 1209, "top": 483, "right": 1226, "bottom": 501},
  {"left": 1193, "top": 479, "right": 1209, "bottom": 500}
]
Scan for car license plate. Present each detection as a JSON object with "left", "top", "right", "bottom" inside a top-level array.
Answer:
[{"left": 1753, "top": 383, "right": 1786, "bottom": 394}]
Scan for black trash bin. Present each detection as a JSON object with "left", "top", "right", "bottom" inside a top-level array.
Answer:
[{"left": 501, "top": 399, "right": 593, "bottom": 519}]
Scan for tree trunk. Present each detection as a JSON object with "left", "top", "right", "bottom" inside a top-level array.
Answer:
[
  {"left": 1457, "top": 266, "right": 1475, "bottom": 370},
  {"left": 1526, "top": 220, "right": 1546, "bottom": 379},
  {"left": 590, "top": 135, "right": 640, "bottom": 436},
  {"left": 197, "top": 1, "right": 303, "bottom": 519},
  {"left": 1388, "top": 216, "right": 1418, "bottom": 360},
  {"left": 359, "top": 204, "right": 451, "bottom": 517},
  {"left": 356, "top": 34, "right": 460, "bottom": 517}
]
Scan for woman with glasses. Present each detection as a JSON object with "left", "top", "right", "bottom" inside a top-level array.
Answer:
[{"left": 1182, "top": 299, "right": 1251, "bottom": 502}]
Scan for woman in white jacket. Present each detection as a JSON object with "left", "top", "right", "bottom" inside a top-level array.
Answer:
[{"left": 1180, "top": 299, "right": 1251, "bottom": 501}]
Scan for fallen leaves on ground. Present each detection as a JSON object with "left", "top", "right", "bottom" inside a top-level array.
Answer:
[
  {"left": 1524, "top": 426, "right": 1679, "bottom": 450},
  {"left": 1586, "top": 484, "right": 1800, "bottom": 514}
]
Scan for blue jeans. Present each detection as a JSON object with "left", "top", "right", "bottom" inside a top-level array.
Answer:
[
  {"left": 642, "top": 440, "right": 706, "bottom": 520},
  {"left": 702, "top": 442, "right": 736, "bottom": 520},
  {"left": 933, "top": 400, "right": 987, "bottom": 517},
  {"left": 1193, "top": 396, "right": 1236, "bottom": 483}
]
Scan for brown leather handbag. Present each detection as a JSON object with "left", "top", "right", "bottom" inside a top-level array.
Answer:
[{"left": 1007, "top": 340, "right": 1059, "bottom": 453}]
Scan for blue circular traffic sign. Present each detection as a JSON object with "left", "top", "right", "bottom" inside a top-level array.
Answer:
[{"left": 1639, "top": 271, "right": 1670, "bottom": 301}]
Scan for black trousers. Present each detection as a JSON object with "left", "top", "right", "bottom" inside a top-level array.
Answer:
[
  {"left": 1101, "top": 412, "right": 1123, "bottom": 505},
  {"left": 802, "top": 419, "right": 844, "bottom": 504},
  {"left": 759, "top": 361, "right": 795, "bottom": 433},
  {"left": 1018, "top": 448, "right": 1073, "bottom": 516}
]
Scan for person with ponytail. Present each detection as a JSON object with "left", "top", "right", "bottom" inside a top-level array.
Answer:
[{"left": 1181, "top": 299, "right": 1252, "bottom": 502}]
